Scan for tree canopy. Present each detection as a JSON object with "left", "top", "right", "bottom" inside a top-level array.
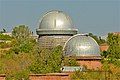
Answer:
[
  {"left": 88, "top": 33, "right": 106, "bottom": 45},
  {"left": 0, "top": 33, "right": 12, "bottom": 40},
  {"left": 107, "top": 33, "right": 120, "bottom": 59},
  {"left": 0, "top": 28, "right": 6, "bottom": 33},
  {"left": 11, "top": 25, "right": 36, "bottom": 53},
  {"left": 29, "top": 45, "right": 63, "bottom": 73},
  {"left": 12, "top": 25, "right": 32, "bottom": 43}
]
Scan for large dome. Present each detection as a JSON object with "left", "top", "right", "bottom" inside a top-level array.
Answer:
[
  {"left": 63, "top": 34, "right": 101, "bottom": 57},
  {"left": 39, "top": 10, "right": 73, "bottom": 30},
  {"left": 37, "top": 10, "right": 77, "bottom": 35}
]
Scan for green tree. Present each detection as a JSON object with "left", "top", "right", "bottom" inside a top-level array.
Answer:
[
  {"left": 101, "top": 51, "right": 109, "bottom": 58},
  {"left": 0, "top": 33, "right": 13, "bottom": 48},
  {"left": 99, "top": 36, "right": 106, "bottom": 44},
  {"left": 0, "top": 33, "right": 12, "bottom": 40},
  {"left": 0, "top": 28, "right": 6, "bottom": 33},
  {"left": 88, "top": 33, "right": 106, "bottom": 45},
  {"left": 63, "top": 56, "right": 78, "bottom": 66},
  {"left": 0, "top": 25, "right": 36, "bottom": 79},
  {"left": 3, "top": 28, "right": 6, "bottom": 33},
  {"left": 1, "top": 52, "right": 34, "bottom": 80},
  {"left": 12, "top": 25, "right": 32, "bottom": 43},
  {"left": 48, "top": 46, "right": 63, "bottom": 72},
  {"left": 29, "top": 46, "right": 63, "bottom": 73},
  {"left": 12, "top": 25, "right": 36, "bottom": 53},
  {"left": 107, "top": 33, "right": 120, "bottom": 59},
  {"left": 71, "top": 70, "right": 105, "bottom": 80}
]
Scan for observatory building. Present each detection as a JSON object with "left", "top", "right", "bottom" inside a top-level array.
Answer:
[
  {"left": 36, "top": 10, "right": 78, "bottom": 48},
  {"left": 63, "top": 34, "right": 102, "bottom": 69},
  {"left": 36, "top": 10, "right": 101, "bottom": 70}
]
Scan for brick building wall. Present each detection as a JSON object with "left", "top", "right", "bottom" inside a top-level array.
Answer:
[
  {"left": 38, "top": 35, "right": 72, "bottom": 49},
  {"left": 0, "top": 73, "right": 70, "bottom": 80},
  {"left": 99, "top": 43, "right": 109, "bottom": 51},
  {"left": 29, "top": 73, "right": 70, "bottom": 80},
  {"left": 77, "top": 60, "right": 102, "bottom": 70},
  {"left": 0, "top": 74, "right": 5, "bottom": 80},
  {"left": 100, "top": 45, "right": 109, "bottom": 51}
]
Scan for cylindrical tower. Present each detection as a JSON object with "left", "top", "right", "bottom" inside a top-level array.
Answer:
[{"left": 36, "top": 10, "right": 78, "bottom": 48}]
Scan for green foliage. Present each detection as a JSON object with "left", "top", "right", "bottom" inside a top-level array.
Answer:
[
  {"left": 0, "top": 32, "right": 12, "bottom": 48},
  {"left": 0, "top": 25, "right": 36, "bottom": 79},
  {"left": 107, "top": 58, "right": 120, "bottom": 67},
  {"left": 29, "top": 46, "right": 63, "bottom": 74},
  {"left": 12, "top": 25, "right": 32, "bottom": 43},
  {"left": 101, "top": 33, "right": 120, "bottom": 67},
  {"left": 0, "top": 60, "right": 4, "bottom": 74},
  {"left": 29, "top": 48, "right": 51, "bottom": 73},
  {"left": 107, "top": 33, "right": 120, "bottom": 59},
  {"left": 0, "top": 33, "right": 12, "bottom": 40},
  {"left": 71, "top": 70, "right": 85, "bottom": 80},
  {"left": 0, "top": 52, "right": 34, "bottom": 80},
  {"left": 102, "top": 60, "right": 110, "bottom": 71},
  {"left": 19, "top": 41, "right": 34, "bottom": 53},
  {"left": 0, "top": 42, "right": 12, "bottom": 48},
  {"left": 11, "top": 25, "right": 36, "bottom": 53},
  {"left": 88, "top": 33, "right": 106, "bottom": 45},
  {"left": 71, "top": 70, "right": 107, "bottom": 80},
  {"left": 71, "top": 69, "right": 120, "bottom": 80},
  {"left": 49, "top": 46, "right": 63, "bottom": 72},
  {"left": 6, "top": 70, "right": 29, "bottom": 80},
  {"left": 112, "top": 59, "right": 120, "bottom": 67},
  {"left": 100, "top": 51, "right": 109, "bottom": 58},
  {"left": 63, "top": 56, "right": 78, "bottom": 66}
]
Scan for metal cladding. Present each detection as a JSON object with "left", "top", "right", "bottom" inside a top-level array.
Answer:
[
  {"left": 63, "top": 34, "right": 101, "bottom": 57},
  {"left": 39, "top": 10, "right": 73, "bottom": 29},
  {"left": 36, "top": 10, "right": 78, "bottom": 48},
  {"left": 36, "top": 10, "right": 78, "bottom": 35}
]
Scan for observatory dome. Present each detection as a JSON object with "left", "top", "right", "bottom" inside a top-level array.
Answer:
[
  {"left": 39, "top": 10, "right": 73, "bottom": 30},
  {"left": 63, "top": 34, "right": 101, "bottom": 57},
  {"left": 37, "top": 10, "right": 77, "bottom": 35}
]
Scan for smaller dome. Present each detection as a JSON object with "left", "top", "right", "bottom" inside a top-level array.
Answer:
[
  {"left": 63, "top": 34, "right": 101, "bottom": 57},
  {"left": 39, "top": 10, "right": 73, "bottom": 30}
]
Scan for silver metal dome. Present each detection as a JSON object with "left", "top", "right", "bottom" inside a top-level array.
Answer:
[
  {"left": 63, "top": 34, "right": 101, "bottom": 57},
  {"left": 39, "top": 10, "right": 73, "bottom": 30},
  {"left": 36, "top": 10, "right": 78, "bottom": 35}
]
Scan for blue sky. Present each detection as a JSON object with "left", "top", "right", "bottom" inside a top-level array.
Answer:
[{"left": 0, "top": 0, "right": 120, "bottom": 36}]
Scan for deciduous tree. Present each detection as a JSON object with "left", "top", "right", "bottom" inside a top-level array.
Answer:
[
  {"left": 107, "top": 33, "right": 120, "bottom": 59},
  {"left": 12, "top": 25, "right": 36, "bottom": 53}
]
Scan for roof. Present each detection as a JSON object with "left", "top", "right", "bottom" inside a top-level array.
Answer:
[
  {"left": 76, "top": 56, "right": 102, "bottom": 60},
  {"left": 38, "top": 10, "right": 74, "bottom": 30},
  {"left": 63, "top": 34, "right": 101, "bottom": 57}
]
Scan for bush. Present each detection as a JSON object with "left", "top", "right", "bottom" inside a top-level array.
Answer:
[
  {"left": 63, "top": 56, "right": 78, "bottom": 66},
  {"left": 71, "top": 70, "right": 110, "bottom": 80},
  {"left": 6, "top": 70, "right": 29, "bottom": 80},
  {"left": 29, "top": 46, "right": 63, "bottom": 74},
  {"left": 0, "top": 33, "right": 12, "bottom": 40}
]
